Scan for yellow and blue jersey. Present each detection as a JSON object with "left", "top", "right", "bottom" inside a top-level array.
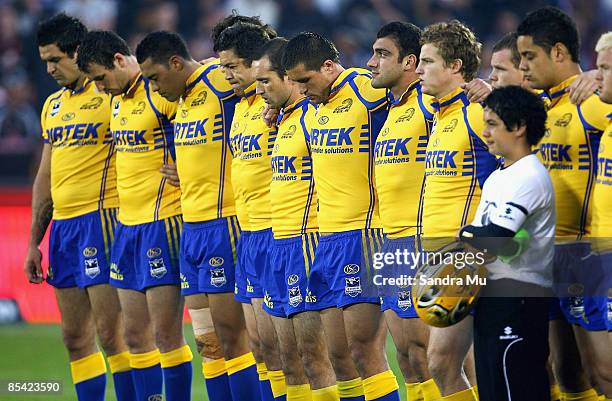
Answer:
[
  {"left": 374, "top": 80, "right": 435, "bottom": 238},
  {"left": 174, "top": 61, "right": 238, "bottom": 223},
  {"left": 228, "top": 82, "right": 277, "bottom": 231},
  {"left": 308, "top": 68, "right": 388, "bottom": 232},
  {"left": 271, "top": 97, "right": 318, "bottom": 238},
  {"left": 421, "top": 87, "right": 498, "bottom": 239},
  {"left": 110, "top": 74, "right": 181, "bottom": 225},
  {"left": 590, "top": 115, "right": 612, "bottom": 251},
  {"left": 536, "top": 76, "right": 610, "bottom": 240},
  {"left": 41, "top": 80, "right": 118, "bottom": 219}
]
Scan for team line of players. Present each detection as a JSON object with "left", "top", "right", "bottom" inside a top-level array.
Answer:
[{"left": 25, "top": 7, "right": 612, "bottom": 401}]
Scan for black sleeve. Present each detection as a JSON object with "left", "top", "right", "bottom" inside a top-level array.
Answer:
[{"left": 459, "top": 223, "right": 518, "bottom": 256}]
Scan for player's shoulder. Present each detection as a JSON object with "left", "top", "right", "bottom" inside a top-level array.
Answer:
[
  {"left": 199, "top": 59, "right": 234, "bottom": 96},
  {"left": 578, "top": 94, "right": 612, "bottom": 131},
  {"left": 462, "top": 100, "right": 485, "bottom": 132},
  {"left": 342, "top": 67, "right": 387, "bottom": 109}
]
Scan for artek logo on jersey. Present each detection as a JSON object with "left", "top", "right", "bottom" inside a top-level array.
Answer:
[
  {"left": 174, "top": 118, "right": 210, "bottom": 145},
  {"left": 113, "top": 129, "right": 147, "bottom": 146},
  {"left": 47, "top": 123, "right": 103, "bottom": 146},
  {"left": 374, "top": 137, "right": 411, "bottom": 165},
  {"left": 310, "top": 126, "right": 356, "bottom": 154}
]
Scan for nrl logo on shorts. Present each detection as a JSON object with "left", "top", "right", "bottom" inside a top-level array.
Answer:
[
  {"left": 397, "top": 290, "right": 412, "bottom": 310},
  {"left": 131, "top": 101, "right": 146, "bottom": 114},
  {"left": 288, "top": 286, "right": 303, "bottom": 307},
  {"left": 287, "top": 274, "right": 299, "bottom": 285},
  {"left": 554, "top": 113, "right": 572, "bottom": 127},
  {"left": 147, "top": 248, "right": 162, "bottom": 258},
  {"left": 396, "top": 107, "right": 415, "bottom": 123},
  {"left": 318, "top": 116, "right": 329, "bottom": 125},
  {"left": 149, "top": 259, "right": 167, "bottom": 278},
  {"left": 84, "top": 258, "right": 100, "bottom": 278},
  {"left": 345, "top": 277, "right": 362, "bottom": 297},
  {"left": 210, "top": 268, "right": 227, "bottom": 287},
  {"left": 50, "top": 100, "right": 61, "bottom": 117},
  {"left": 82, "top": 247, "right": 98, "bottom": 257},
  {"left": 112, "top": 101, "right": 120, "bottom": 118},
  {"left": 333, "top": 98, "right": 352, "bottom": 114},
  {"left": 191, "top": 90, "right": 208, "bottom": 107},
  {"left": 81, "top": 97, "right": 103, "bottom": 110},
  {"left": 209, "top": 257, "right": 224, "bottom": 267},
  {"left": 343, "top": 264, "right": 360, "bottom": 275},
  {"left": 62, "top": 112, "right": 75, "bottom": 121},
  {"left": 442, "top": 118, "right": 458, "bottom": 133}
]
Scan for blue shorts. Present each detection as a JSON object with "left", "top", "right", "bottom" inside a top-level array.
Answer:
[
  {"left": 235, "top": 228, "right": 271, "bottom": 301},
  {"left": 233, "top": 233, "right": 250, "bottom": 304},
  {"left": 180, "top": 216, "right": 240, "bottom": 296},
  {"left": 110, "top": 215, "right": 182, "bottom": 291},
  {"left": 554, "top": 242, "right": 610, "bottom": 331},
  {"left": 47, "top": 208, "right": 118, "bottom": 289},
  {"left": 379, "top": 235, "right": 420, "bottom": 319},
  {"left": 309, "top": 229, "right": 384, "bottom": 309},
  {"left": 268, "top": 233, "right": 319, "bottom": 318}
]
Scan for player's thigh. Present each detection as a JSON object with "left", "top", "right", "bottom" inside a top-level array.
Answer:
[
  {"left": 117, "top": 287, "right": 155, "bottom": 352},
  {"left": 146, "top": 285, "right": 184, "bottom": 331},
  {"left": 185, "top": 293, "right": 209, "bottom": 310},
  {"left": 428, "top": 316, "right": 474, "bottom": 367},
  {"left": 573, "top": 327, "right": 612, "bottom": 376},
  {"left": 320, "top": 307, "right": 351, "bottom": 355},
  {"left": 272, "top": 316, "right": 303, "bottom": 374},
  {"left": 251, "top": 297, "right": 279, "bottom": 347},
  {"left": 87, "top": 284, "right": 125, "bottom": 352},
  {"left": 54, "top": 286, "right": 97, "bottom": 356},
  {"left": 548, "top": 318, "right": 590, "bottom": 390},
  {"left": 343, "top": 302, "right": 385, "bottom": 344},
  {"left": 385, "top": 310, "right": 429, "bottom": 350}
]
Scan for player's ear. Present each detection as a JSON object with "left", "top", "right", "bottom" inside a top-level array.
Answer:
[
  {"left": 114, "top": 53, "right": 126, "bottom": 68},
  {"left": 321, "top": 60, "right": 334, "bottom": 73},
  {"left": 514, "top": 122, "right": 527, "bottom": 140},
  {"left": 404, "top": 54, "right": 417, "bottom": 71},
  {"left": 449, "top": 58, "right": 463, "bottom": 75},
  {"left": 169, "top": 55, "right": 183, "bottom": 71},
  {"left": 551, "top": 42, "right": 569, "bottom": 63}
]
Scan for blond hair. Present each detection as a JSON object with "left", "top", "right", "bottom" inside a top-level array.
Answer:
[{"left": 595, "top": 32, "right": 612, "bottom": 52}]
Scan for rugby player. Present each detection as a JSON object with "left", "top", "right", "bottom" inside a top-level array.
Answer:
[
  {"left": 460, "top": 85, "right": 554, "bottom": 401},
  {"left": 217, "top": 22, "right": 289, "bottom": 401},
  {"left": 366, "top": 21, "right": 441, "bottom": 401},
  {"left": 489, "top": 32, "right": 525, "bottom": 89},
  {"left": 77, "top": 31, "right": 192, "bottom": 401},
  {"left": 416, "top": 20, "right": 498, "bottom": 401},
  {"left": 25, "top": 14, "right": 134, "bottom": 401},
  {"left": 284, "top": 33, "right": 400, "bottom": 401},
  {"left": 254, "top": 37, "right": 340, "bottom": 401},
  {"left": 517, "top": 8, "right": 612, "bottom": 400},
  {"left": 136, "top": 30, "right": 261, "bottom": 400}
]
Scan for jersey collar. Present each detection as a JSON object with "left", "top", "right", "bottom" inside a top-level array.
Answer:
[
  {"left": 387, "top": 79, "right": 421, "bottom": 106},
  {"left": 277, "top": 97, "right": 308, "bottom": 125},
  {"left": 242, "top": 82, "right": 257, "bottom": 105},
  {"left": 433, "top": 86, "right": 469, "bottom": 117},
  {"left": 123, "top": 73, "right": 143, "bottom": 99},
  {"left": 547, "top": 75, "right": 577, "bottom": 106},
  {"left": 328, "top": 68, "right": 359, "bottom": 101},
  {"left": 184, "top": 63, "right": 209, "bottom": 96},
  {"left": 68, "top": 78, "right": 93, "bottom": 96}
]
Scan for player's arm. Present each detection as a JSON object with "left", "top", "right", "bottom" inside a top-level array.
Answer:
[
  {"left": 160, "top": 163, "right": 180, "bottom": 187},
  {"left": 24, "top": 143, "right": 53, "bottom": 283}
]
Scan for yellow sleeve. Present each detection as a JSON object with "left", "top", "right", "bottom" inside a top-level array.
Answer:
[
  {"left": 354, "top": 74, "right": 387, "bottom": 109},
  {"left": 40, "top": 92, "right": 60, "bottom": 142},
  {"left": 465, "top": 103, "right": 486, "bottom": 141},
  {"left": 580, "top": 95, "right": 612, "bottom": 131},
  {"left": 157, "top": 94, "right": 178, "bottom": 121},
  {"left": 206, "top": 63, "right": 234, "bottom": 96}
]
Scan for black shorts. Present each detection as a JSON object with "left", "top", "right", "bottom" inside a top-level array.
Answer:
[{"left": 474, "top": 279, "right": 552, "bottom": 401}]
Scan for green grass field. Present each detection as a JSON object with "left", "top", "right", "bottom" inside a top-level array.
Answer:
[{"left": 0, "top": 323, "right": 405, "bottom": 401}]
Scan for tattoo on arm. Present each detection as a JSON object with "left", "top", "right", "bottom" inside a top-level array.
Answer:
[{"left": 30, "top": 197, "right": 53, "bottom": 246}]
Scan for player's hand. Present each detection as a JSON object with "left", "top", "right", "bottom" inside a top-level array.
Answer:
[
  {"left": 568, "top": 69, "right": 598, "bottom": 104},
  {"left": 160, "top": 164, "right": 180, "bottom": 187},
  {"left": 262, "top": 105, "right": 279, "bottom": 127},
  {"left": 461, "top": 79, "right": 492, "bottom": 103},
  {"left": 24, "top": 246, "right": 44, "bottom": 284},
  {"left": 199, "top": 57, "right": 216, "bottom": 65}
]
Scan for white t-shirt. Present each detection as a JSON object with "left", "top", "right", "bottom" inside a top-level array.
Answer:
[{"left": 471, "top": 154, "right": 556, "bottom": 288}]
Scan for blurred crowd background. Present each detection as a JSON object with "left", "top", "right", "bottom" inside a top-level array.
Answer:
[{"left": 0, "top": 0, "right": 610, "bottom": 184}]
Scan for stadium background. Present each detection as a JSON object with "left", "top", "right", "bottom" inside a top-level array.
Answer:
[{"left": 0, "top": 0, "right": 609, "bottom": 399}]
